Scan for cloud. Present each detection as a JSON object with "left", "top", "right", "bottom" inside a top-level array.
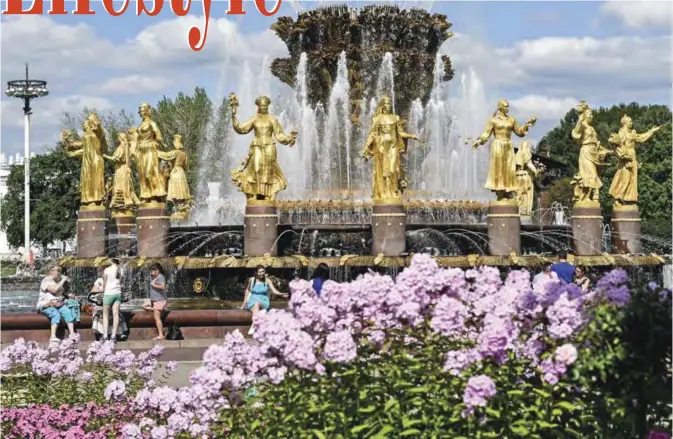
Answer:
[
  {"left": 601, "top": 0, "right": 672, "bottom": 29},
  {"left": 509, "top": 95, "right": 579, "bottom": 121},
  {"left": 1, "top": 95, "right": 114, "bottom": 129},
  {"left": 442, "top": 32, "right": 671, "bottom": 101},
  {"left": 99, "top": 75, "right": 173, "bottom": 94}
]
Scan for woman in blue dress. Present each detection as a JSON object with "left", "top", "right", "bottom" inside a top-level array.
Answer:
[{"left": 242, "top": 265, "right": 288, "bottom": 335}]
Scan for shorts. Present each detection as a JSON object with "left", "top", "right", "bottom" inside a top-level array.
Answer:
[
  {"left": 41, "top": 306, "right": 75, "bottom": 325},
  {"left": 152, "top": 300, "right": 167, "bottom": 311},
  {"left": 103, "top": 294, "right": 122, "bottom": 306}
]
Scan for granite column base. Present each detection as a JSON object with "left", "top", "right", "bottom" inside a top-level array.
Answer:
[
  {"left": 571, "top": 202, "right": 603, "bottom": 255},
  {"left": 244, "top": 203, "right": 278, "bottom": 257},
  {"left": 76, "top": 205, "right": 108, "bottom": 258},
  {"left": 137, "top": 203, "right": 169, "bottom": 257},
  {"left": 487, "top": 200, "right": 521, "bottom": 256},
  {"left": 611, "top": 205, "right": 642, "bottom": 254},
  {"left": 113, "top": 211, "right": 136, "bottom": 256},
  {"left": 371, "top": 202, "right": 406, "bottom": 256}
]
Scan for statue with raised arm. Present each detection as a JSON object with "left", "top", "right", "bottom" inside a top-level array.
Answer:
[
  {"left": 362, "top": 95, "right": 420, "bottom": 202},
  {"left": 61, "top": 120, "right": 106, "bottom": 206},
  {"left": 515, "top": 140, "right": 538, "bottom": 217},
  {"left": 570, "top": 101, "right": 613, "bottom": 204},
  {"left": 134, "top": 102, "right": 168, "bottom": 202},
  {"left": 608, "top": 115, "right": 660, "bottom": 206},
  {"left": 473, "top": 99, "right": 537, "bottom": 201},
  {"left": 164, "top": 134, "right": 193, "bottom": 220},
  {"left": 104, "top": 132, "right": 139, "bottom": 216},
  {"left": 229, "top": 93, "right": 297, "bottom": 202}
]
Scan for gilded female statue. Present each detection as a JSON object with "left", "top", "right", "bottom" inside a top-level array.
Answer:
[
  {"left": 362, "top": 96, "right": 420, "bottom": 201},
  {"left": 135, "top": 103, "right": 167, "bottom": 202},
  {"left": 607, "top": 115, "right": 660, "bottom": 206},
  {"left": 229, "top": 94, "right": 297, "bottom": 202},
  {"left": 61, "top": 120, "right": 106, "bottom": 205},
  {"left": 515, "top": 140, "right": 538, "bottom": 217},
  {"left": 473, "top": 99, "right": 537, "bottom": 201},
  {"left": 570, "top": 101, "right": 613, "bottom": 204},
  {"left": 104, "top": 132, "right": 139, "bottom": 215},
  {"left": 164, "top": 134, "right": 192, "bottom": 219}
]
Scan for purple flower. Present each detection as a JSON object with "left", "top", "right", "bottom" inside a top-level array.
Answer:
[
  {"left": 444, "top": 349, "right": 480, "bottom": 376},
  {"left": 463, "top": 375, "right": 496, "bottom": 411},
  {"left": 431, "top": 296, "right": 468, "bottom": 337},
  {"left": 555, "top": 344, "right": 578, "bottom": 366},
  {"left": 546, "top": 293, "right": 583, "bottom": 339},
  {"left": 540, "top": 357, "right": 567, "bottom": 385},
  {"left": 121, "top": 423, "right": 142, "bottom": 439},
  {"left": 323, "top": 330, "right": 357, "bottom": 363},
  {"left": 596, "top": 269, "right": 631, "bottom": 306},
  {"left": 165, "top": 361, "right": 178, "bottom": 374}
]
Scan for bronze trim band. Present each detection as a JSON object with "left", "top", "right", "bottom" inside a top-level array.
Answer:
[
  {"left": 371, "top": 213, "right": 406, "bottom": 217},
  {"left": 613, "top": 204, "right": 639, "bottom": 212},
  {"left": 487, "top": 214, "right": 520, "bottom": 218},
  {"left": 572, "top": 215, "right": 603, "bottom": 219},
  {"left": 245, "top": 214, "right": 278, "bottom": 218},
  {"left": 77, "top": 218, "right": 108, "bottom": 223},
  {"left": 612, "top": 218, "right": 642, "bottom": 222},
  {"left": 79, "top": 205, "right": 106, "bottom": 211},
  {"left": 246, "top": 199, "right": 277, "bottom": 206},
  {"left": 137, "top": 216, "right": 171, "bottom": 220}
]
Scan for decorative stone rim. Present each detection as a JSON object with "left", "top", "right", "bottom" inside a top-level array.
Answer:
[
  {"left": 489, "top": 199, "right": 518, "bottom": 206},
  {"left": 487, "top": 213, "right": 520, "bottom": 218},
  {"left": 77, "top": 218, "right": 108, "bottom": 223},
  {"left": 571, "top": 215, "right": 604, "bottom": 219},
  {"left": 613, "top": 204, "right": 639, "bottom": 212},
  {"left": 245, "top": 214, "right": 279, "bottom": 218},
  {"left": 137, "top": 216, "right": 171, "bottom": 220},
  {"left": 246, "top": 199, "right": 277, "bottom": 206},
  {"left": 611, "top": 218, "right": 642, "bottom": 222},
  {"left": 139, "top": 201, "right": 167, "bottom": 209},
  {"left": 573, "top": 200, "right": 601, "bottom": 208},
  {"left": 371, "top": 213, "right": 406, "bottom": 217}
]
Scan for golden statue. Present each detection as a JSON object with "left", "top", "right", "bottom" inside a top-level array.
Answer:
[
  {"left": 104, "top": 132, "right": 139, "bottom": 216},
  {"left": 362, "top": 96, "right": 420, "bottom": 202},
  {"left": 229, "top": 94, "right": 297, "bottom": 202},
  {"left": 61, "top": 120, "right": 106, "bottom": 205},
  {"left": 473, "top": 99, "right": 537, "bottom": 201},
  {"left": 164, "top": 134, "right": 193, "bottom": 220},
  {"left": 607, "top": 115, "right": 660, "bottom": 206},
  {"left": 515, "top": 140, "right": 538, "bottom": 217},
  {"left": 570, "top": 101, "right": 613, "bottom": 204},
  {"left": 134, "top": 103, "right": 168, "bottom": 202}
]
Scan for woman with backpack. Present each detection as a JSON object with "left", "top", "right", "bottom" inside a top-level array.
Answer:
[{"left": 242, "top": 265, "right": 288, "bottom": 335}]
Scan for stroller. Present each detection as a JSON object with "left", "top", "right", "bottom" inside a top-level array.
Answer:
[{"left": 85, "top": 292, "right": 130, "bottom": 341}]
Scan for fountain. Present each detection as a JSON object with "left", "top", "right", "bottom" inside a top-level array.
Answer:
[{"left": 1, "top": 5, "right": 669, "bottom": 343}]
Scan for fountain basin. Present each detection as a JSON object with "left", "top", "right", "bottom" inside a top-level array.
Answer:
[{"left": 0, "top": 310, "right": 253, "bottom": 343}]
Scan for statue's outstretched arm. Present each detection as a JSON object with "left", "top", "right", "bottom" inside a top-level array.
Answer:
[
  {"left": 232, "top": 115, "right": 255, "bottom": 135},
  {"left": 513, "top": 116, "right": 536, "bottom": 137},
  {"left": 634, "top": 126, "right": 660, "bottom": 144},
  {"left": 473, "top": 118, "right": 494, "bottom": 149},
  {"left": 272, "top": 118, "right": 297, "bottom": 145}
]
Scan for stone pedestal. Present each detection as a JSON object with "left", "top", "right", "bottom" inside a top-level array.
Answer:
[
  {"left": 137, "top": 202, "right": 169, "bottom": 257},
  {"left": 487, "top": 200, "right": 521, "bottom": 256},
  {"left": 611, "top": 205, "right": 642, "bottom": 254},
  {"left": 244, "top": 202, "right": 278, "bottom": 257},
  {"left": 537, "top": 189, "right": 553, "bottom": 225},
  {"left": 76, "top": 205, "right": 108, "bottom": 258},
  {"left": 371, "top": 201, "right": 406, "bottom": 256},
  {"left": 113, "top": 211, "right": 136, "bottom": 256},
  {"left": 571, "top": 201, "right": 603, "bottom": 255}
]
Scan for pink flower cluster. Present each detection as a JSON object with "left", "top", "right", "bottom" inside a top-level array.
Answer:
[{"left": 1, "top": 402, "right": 142, "bottom": 439}]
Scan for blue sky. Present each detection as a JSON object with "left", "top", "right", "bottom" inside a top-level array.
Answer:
[{"left": 1, "top": 0, "right": 671, "bottom": 157}]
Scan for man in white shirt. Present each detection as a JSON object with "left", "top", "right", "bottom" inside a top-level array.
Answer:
[
  {"left": 533, "top": 263, "right": 558, "bottom": 287},
  {"left": 37, "top": 266, "right": 76, "bottom": 343}
]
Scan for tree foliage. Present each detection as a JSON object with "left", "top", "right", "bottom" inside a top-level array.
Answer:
[
  {"left": 540, "top": 103, "right": 672, "bottom": 225},
  {"left": 0, "top": 143, "right": 80, "bottom": 250}
]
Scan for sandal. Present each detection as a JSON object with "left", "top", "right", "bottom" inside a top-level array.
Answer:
[{"left": 153, "top": 336, "right": 165, "bottom": 340}]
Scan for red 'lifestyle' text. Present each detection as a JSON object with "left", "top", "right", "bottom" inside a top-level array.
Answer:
[{"left": 2, "top": 0, "right": 283, "bottom": 51}]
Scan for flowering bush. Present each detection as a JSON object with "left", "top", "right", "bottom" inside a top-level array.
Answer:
[{"left": 2, "top": 255, "right": 670, "bottom": 438}]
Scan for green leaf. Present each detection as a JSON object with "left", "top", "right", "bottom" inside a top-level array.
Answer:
[
  {"left": 350, "top": 424, "right": 370, "bottom": 435},
  {"left": 536, "top": 421, "right": 557, "bottom": 429},
  {"left": 408, "top": 386, "right": 428, "bottom": 394},
  {"left": 312, "top": 431, "right": 327, "bottom": 439},
  {"left": 402, "top": 418, "right": 422, "bottom": 428},
  {"left": 532, "top": 389, "right": 550, "bottom": 398},
  {"left": 358, "top": 405, "right": 377, "bottom": 414},
  {"left": 507, "top": 390, "right": 525, "bottom": 397},
  {"left": 485, "top": 407, "right": 501, "bottom": 418},
  {"left": 384, "top": 398, "right": 398, "bottom": 411},
  {"left": 371, "top": 425, "right": 395, "bottom": 439},
  {"left": 400, "top": 429, "right": 422, "bottom": 436},
  {"left": 555, "top": 401, "right": 576, "bottom": 411},
  {"left": 511, "top": 426, "right": 530, "bottom": 436}
]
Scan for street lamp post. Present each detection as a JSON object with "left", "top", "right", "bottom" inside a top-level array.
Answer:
[{"left": 5, "top": 64, "right": 48, "bottom": 265}]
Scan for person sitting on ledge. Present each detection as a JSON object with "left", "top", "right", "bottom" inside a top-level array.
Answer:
[
  {"left": 37, "top": 266, "right": 76, "bottom": 343},
  {"left": 242, "top": 265, "right": 288, "bottom": 335},
  {"left": 142, "top": 263, "right": 168, "bottom": 340}
]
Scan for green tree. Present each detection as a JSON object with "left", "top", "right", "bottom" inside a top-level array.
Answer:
[
  {"left": 540, "top": 103, "right": 672, "bottom": 239},
  {"left": 152, "top": 87, "right": 213, "bottom": 195},
  {"left": 0, "top": 143, "right": 80, "bottom": 250}
]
